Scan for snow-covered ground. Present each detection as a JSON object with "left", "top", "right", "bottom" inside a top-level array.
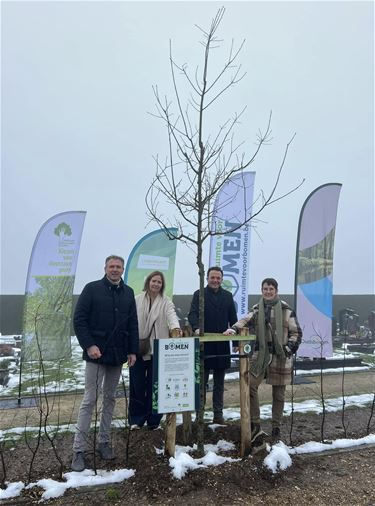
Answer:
[
  {"left": 1, "top": 336, "right": 373, "bottom": 397},
  {"left": 0, "top": 336, "right": 131, "bottom": 397},
  {"left": 1, "top": 392, "right": 374, "bottom": 443},
  {"left": 1, "top": 420, "right": 374, "bottom": 501},
  {"left": 1, "top": 336, "right": 374, "bottom": 501}
]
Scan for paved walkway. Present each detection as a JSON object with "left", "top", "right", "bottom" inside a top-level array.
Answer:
[{"left": 222, "top": 369, "right": 375, "bottom": 408}]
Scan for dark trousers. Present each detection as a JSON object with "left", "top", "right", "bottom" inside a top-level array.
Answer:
[
  {"left": 129, "top": 357, "right": 162, "bottom": 428},
  {"left": 204, "top": 367, "right": 226, "bottom": 417}
]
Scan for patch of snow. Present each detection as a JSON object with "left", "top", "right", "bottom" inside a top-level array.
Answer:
[
  {"left": 25, "top": 468, "right": 135, "bottom": 501},
  {"left": 288, "top": 433, "right": 375, "bottom": 455},
  {"left": 169, "top": 440, "right": 240, "bottom": 479},
  {"left": 0, "top": 481, "right": 25, "bottom": 500},
  {"left": 264, "top": 442, "right": 292, "bottom": 473}
]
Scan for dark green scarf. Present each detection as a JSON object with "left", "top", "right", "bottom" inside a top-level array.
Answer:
[{"left": 250, "top": 296, "right": 285, "bottom": 377}]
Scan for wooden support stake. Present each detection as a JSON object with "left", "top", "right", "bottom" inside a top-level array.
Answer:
[
  {"left": 239, "top": 328, "right": 251, "bottom": 457},
  {"left": 182, "top": 326, "right": 193, "bottom": 443},
  {"left": 182, "top": 412, "right": 192, "bottom": 444},
  {"left": 164, "top": 328, "right": 182, "bottom": 457},
  {"left": 164, "top": 413, "right": 177, "bottom": 457}
]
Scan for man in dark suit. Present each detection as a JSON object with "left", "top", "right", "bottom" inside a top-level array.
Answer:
[
  {"left": 188, "top": 266, "right": 237, "bottom": 424},
  {"left": 71, "top": 255, "right": 139, "bottom": 471}
]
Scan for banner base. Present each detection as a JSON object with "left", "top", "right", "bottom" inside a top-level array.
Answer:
[{"left": 0, "top": 397, "right": 39, "bottom": 410}]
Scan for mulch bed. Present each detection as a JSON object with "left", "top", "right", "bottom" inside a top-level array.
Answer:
[{"left": 1, "top": 406, "right": 375, "bottom": 505}]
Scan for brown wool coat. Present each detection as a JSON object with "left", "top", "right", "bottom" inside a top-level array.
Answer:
[{"left": 233, "top": 300, "right": 302, "bottom": 385}]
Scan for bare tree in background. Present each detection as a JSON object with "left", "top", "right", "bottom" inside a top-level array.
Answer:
[
  {"left": 146, "top": 7, "right": 304, "bottom": 452},
  {"left": 311, "top": 325, "right": 330, "bottom": 444}
]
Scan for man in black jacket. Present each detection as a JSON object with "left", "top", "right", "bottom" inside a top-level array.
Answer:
[
  {"left": 71, "top": 255, "right": 139, "bottom": 472},
  {"left": 188, "top": 266, "right": 237, "bottom": 424}
]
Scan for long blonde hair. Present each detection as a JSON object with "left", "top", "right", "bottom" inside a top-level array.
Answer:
[{"left": 143, "top": 271, "right": 165, "bottom": 296}]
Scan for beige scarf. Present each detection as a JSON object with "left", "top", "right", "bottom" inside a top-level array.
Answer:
[{"left": 136, "top": 292, "right": 166, "bottom": 341}]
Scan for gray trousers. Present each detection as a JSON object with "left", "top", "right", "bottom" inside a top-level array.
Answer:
[
  {"left": 73, "top": 361, "right": 122, "bottom": 453},
  {"left": 250, "top": 372, "right": 286, "bottom": 429}
]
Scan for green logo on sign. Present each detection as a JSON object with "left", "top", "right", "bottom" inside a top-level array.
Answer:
[{"left": 54, "top": 223, "right": 72, "bottom": 237}]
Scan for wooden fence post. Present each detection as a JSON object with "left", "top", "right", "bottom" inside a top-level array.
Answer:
[
  {"left": 182, "top": 412, "right": 192, "bottom": 444},
  {"left": 164, "top": 412, "right": 176, "bottom": 457},
  {"left": 239, "top": 328, "right": 251, "bottom": 457},
  {"left": 182, "top": 324, "right": 193, "bottom": 444}
]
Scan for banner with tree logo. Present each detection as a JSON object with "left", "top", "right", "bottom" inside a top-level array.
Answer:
[
  {"left": 209, "top": 172, "right": 255, "bottom": 318},
  {"left": 22, "top": 211, "right": 86, "bottom": 362},
  {"left": 295, "top": 184, "right": 342, "bottom": 358},
  {"left": 124, "top": 228, "right": 178, "bottom": 298}
]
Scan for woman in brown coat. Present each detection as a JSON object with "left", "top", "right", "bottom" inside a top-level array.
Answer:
[{"left": 224, "top": 277, "right": 302, "bottom": 441}]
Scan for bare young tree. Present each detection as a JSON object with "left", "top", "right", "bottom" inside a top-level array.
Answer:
[
  {"left": 311, "top": 324, "right": 330, "bottom": 444},
  {"left": 146, "top": 8, "right": 304, "bottom": 451},
  {"left": 0, "top": 442, "right": 7, "bottom": 489},
  {"left": 341, "top": 334, "right": 348, "bottom": 438},
  {"left": 366, "top": 392, "right": 375, "bottom": 436},
  {"left": 120, "top": 372, "right": 132, "bottom": 465},
  {"left": 288, "top": 361, "right": 297, "bottom": 447},
  {"left": 23, "top": 306, "right": 64, "bottom": 482}
]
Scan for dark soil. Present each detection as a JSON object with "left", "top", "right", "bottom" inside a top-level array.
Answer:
[{"left": 1, "top": 407, "right": 375, "bottom": 505}]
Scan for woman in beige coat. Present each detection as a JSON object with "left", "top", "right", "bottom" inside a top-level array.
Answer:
[{"left": 129, "top": 271, "right": 181, "bottom": 429}]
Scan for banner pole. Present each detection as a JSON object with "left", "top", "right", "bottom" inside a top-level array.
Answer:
[{"left": 17, "top": 353, "right": 23, "bottom": 406}]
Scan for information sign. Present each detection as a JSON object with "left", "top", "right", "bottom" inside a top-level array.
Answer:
[{"left": 152, "top": 338, "right": 199, "bottom": 414}]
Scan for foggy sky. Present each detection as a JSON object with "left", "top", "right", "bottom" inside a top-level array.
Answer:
[{"left": 1, "top": 1, "right": 374, "bottom": 296}]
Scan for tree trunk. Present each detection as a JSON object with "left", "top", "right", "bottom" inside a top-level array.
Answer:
[{"left": 196, "top": 245, "right": 205, "bottom": 454}]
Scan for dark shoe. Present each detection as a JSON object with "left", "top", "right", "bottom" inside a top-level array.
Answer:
[
  {"left": 98, "top": 442, "right": 115, "bottom": 460},
  {"left": 212, "top": 416, "right": 225, "bottom": 425},
  {"left": 147, "top": 425, "right": 159, "bottom": 431},
  {"left": 71, "top": 451, "right": 85, "bottom": 472},
  {"left": 251, "top": 423, "right": 267, "bottom": 443},
  {"left": 271, "top": 427, "right": 281, "bottom": 441},
  {"left": 250, "top": 424, "right": 267, "bottom": 454}
]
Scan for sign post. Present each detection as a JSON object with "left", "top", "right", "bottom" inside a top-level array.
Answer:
[
  {"left": 153, "top": 333, "right": 199, "bottom": 457},
  {"left": 154, "top": 331, "right": 255, "bottom": 457},
  {"left": 238, "top": 328, "right": 251, "bottom": 456}
]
